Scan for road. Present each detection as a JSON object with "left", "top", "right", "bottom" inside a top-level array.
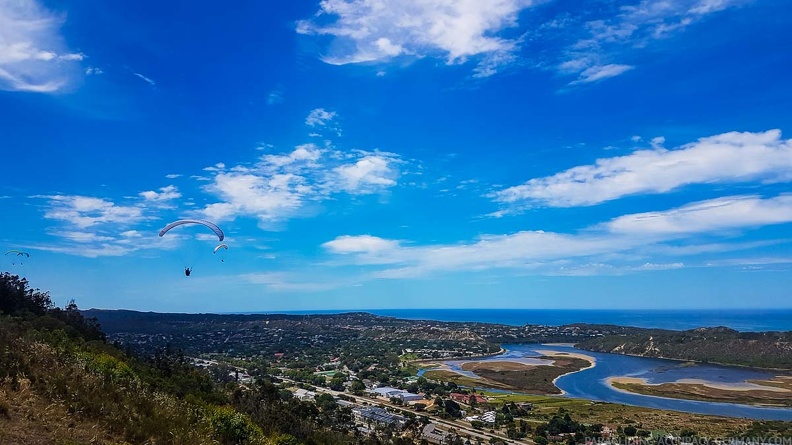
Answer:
[{"left": 280, "top": 376, "right": 532, "bottom": 445}]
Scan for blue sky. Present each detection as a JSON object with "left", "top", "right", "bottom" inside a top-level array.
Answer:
[{"left": 2, "top": 0, "right": 791, "bottom": 312}]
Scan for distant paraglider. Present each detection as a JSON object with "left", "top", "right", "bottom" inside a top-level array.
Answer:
[
  {"left": 158, "top": 220, "right": 224, "bottom": 276},
  {"left": 213, "top": 244, "right": 229, "bottom": 262},
  {"left": 5, "top": 250, "right": 30, "bottom": 266}
]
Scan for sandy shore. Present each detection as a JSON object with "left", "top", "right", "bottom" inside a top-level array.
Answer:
[
  {"left": 609, "top": 377, "right": 791, "bottom": 393},
  {"left": 534, "top": 349, "right": 597, "bottom": 367}
]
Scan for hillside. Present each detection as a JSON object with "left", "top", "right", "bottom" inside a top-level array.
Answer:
[
  {"left": 575, "top": 325, "right": 792, "bottom": 369},
  {"left": 0, "top": 273, "right": 372, "bottom": 445}
]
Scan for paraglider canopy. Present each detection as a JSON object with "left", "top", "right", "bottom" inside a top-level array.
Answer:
[
  {"left": 213, "top": 244, "right": 229, "bottom": 254},
  {"left": 158, "top": 219, "right": 224, "bottom": 241},
  {"left": 5, "top": 250, "right": 30, "bottom": 257}
]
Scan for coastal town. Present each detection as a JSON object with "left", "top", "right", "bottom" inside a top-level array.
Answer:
[{"left": 88, "top": 310, "right": 792, "bottom": 443}]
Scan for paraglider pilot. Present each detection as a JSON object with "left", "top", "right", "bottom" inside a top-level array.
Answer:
[{"left": 185, "top": 267, "right": 192, "bottom": 277}]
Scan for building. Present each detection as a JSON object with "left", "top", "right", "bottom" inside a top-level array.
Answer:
[
  {"left": 294, "top": 388, "right": 316, "bottom": 401},
  {"left": 397, "top": 392, "right": 424, "bottom": 402},
  {"left": 352, "top": 406, "right": 407, "bottom": 429},
  {"left": 421, "top": 424, "right": 447, "bottom": 444},
  {"left": 481, "top": 411, "right": 496, "bottom": 423},
  {"left": 449, "top": 392, "right": 487, "bottom": 404},
  {"left": 368, "top": 386, "right": 406, "bottom": 399}
]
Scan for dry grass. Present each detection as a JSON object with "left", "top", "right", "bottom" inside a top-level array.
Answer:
[{"left": 0, "top": 381, "right": 127, "bottom": 445}]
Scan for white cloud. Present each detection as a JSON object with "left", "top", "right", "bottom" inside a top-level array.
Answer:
[
  {"left": 324, "top": 194, "right": 792, "bottom": 277},
  {"left": 85, "top": 66, "right": 102, "bottom": 75},
  {"left": 606, "top": 195, "right": 792, "bottom": 235},
  {"left": 139, "top": 185, "right": 182, "bottom": 203},
  {"left": 165, "top": 173, "right": 182, "bottom": 179},
  {"left": 557, "top": 0, "right": 746, "bottom": 83},
  {"left": 133, "top": 72, "right": 156, "bottom": 86},
  {"left": 493, "top": 129, "right": 792, "bottom": 208},
  {"left": 332, "top": 154, "right": 399, "bottom": 194},
  {"left": 297, "top": 0, "right": 535, "bottom": 76},
  {"left": 570, "top": 64, "right": 633, "bottom": 84},
  {"left": 39, "top": 195, "right": 146, "bottom": 228},
  {"left": 203, "top": 173, "right": 308, "bottom": 223},
  {"left": 0, "top": 0, "right": 84, "bottom": 92},
  {"left": 306, "top": 108, "right": 337, "bottom": 127},
  {"left": 32, "top": 189, "right": 185, "bottom": 257},
  {"left": 323, "top": 235, "right": 400, "bottom": 254},
  {"left": 201, "top": 144, "right": 403, "bottom": 225}
]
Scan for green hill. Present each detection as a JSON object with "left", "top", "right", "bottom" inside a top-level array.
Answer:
[
  {"left": 575, "top": 325, "right": 792, "bottom": 369},
  {"left": 0, "top": 272, "right": 364, "bottom": 445}
]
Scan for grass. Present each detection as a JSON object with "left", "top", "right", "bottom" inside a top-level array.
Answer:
[{"left": 462, "top": 357, "right": 589, "bottom": 394}]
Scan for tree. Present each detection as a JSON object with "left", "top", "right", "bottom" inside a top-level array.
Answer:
[
  {"left": 444, "top": 399, "right": 462, "bottom": 418},
  {"left": 680, "top": 429, "right": 697, "bottom": 438},
  {"left": 349, "top": 379, "right": 366, "bottom": 394},
  {"left": 314, "top": 393, "right": 337, "bottom": 412},
  {"left": 624, "top": 426, "right": 637, "bottom": 436}
]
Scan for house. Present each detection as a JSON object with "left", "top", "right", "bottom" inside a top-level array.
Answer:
[
  {"left": 421, "top": 424, "right": 447, "bottom": 444},
  {"left": 449, "top": 392, "right": 487, "bottom": 404},
  {"left": 352, "top": 406, "right": 407, "bottom": 429},
  {"left": 480, "top": 411, "right": 496, "bottom": 423},
  {"left": 294, "top": 388, "right": 316, "bottom": 401}
]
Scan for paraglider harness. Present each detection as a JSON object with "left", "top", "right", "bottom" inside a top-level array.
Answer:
[{"left": 185, "top": 267, "right": 192, "bottom": 277}]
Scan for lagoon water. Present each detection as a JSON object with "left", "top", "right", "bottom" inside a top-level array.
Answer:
[{"left": 420, "top": 344, "right": 792, "bottom": 420}]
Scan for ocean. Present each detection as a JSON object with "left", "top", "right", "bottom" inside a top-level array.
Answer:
[{"left": 272, "top": 308, "right": 792, "bottom": 332}]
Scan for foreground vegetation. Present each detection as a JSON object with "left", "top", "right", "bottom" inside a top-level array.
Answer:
[{"left": 0, "top": 272, "right": 370, "bottom": 445}]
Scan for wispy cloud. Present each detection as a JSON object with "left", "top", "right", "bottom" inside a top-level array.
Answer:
[
  {"left": 570, "top": 64, "right": 634, "bottom": 84},
  {"left": 267, "top": 87, "right": 284, "bottom": 105},
  {"left": 0, "top": 0, "right": 85, "bottom": 92},
  {"left": 297, "top": 0, "right": 536, "bottom": 77},
  {"left": 38, "top": 195, "right": 146, "bottom": 228},
  {"left": 605, "top": 194, "right": 792, "bottom": 235},
  {"left": 305, "top": 108, "right": 337, "bottom": 127},
  {"left": 323, "top": 193, "right": 792, "bottom": 277},
  {"left": 493, "top": 130, "right": 792, "bottom": 210},
  {"left": 139, "top": 185, "right": 182, "bottom": 203},
  {"left": 30, "top": 184, "right": 192, "bottom": 257},
  {"left": 29, "top": 193, "right": 165, "bottom": 257},
  {"left": 557, "top": 0, "right": 746, "bottom": 83},
  {"left": 133, "top": 72, "right": 156, "bottom": 86}
]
